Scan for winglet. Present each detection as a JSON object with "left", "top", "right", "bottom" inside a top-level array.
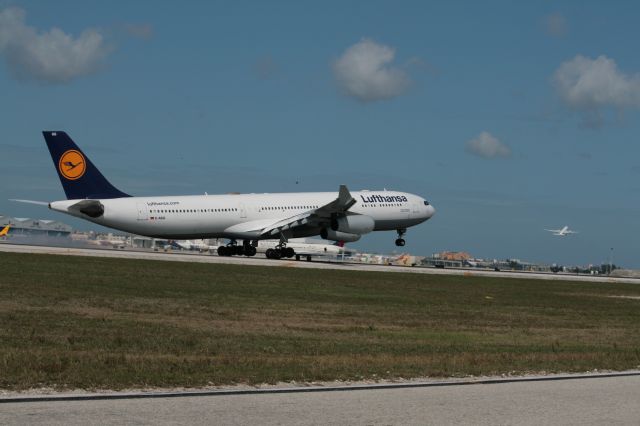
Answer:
[{"left": 338, "top": 185, "right": 356, "bottom": 211}]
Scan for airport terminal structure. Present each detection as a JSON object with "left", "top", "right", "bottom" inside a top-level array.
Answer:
[
  {"left": 0, "top": 215, "right": 72, "bottom": 238},
  {"left": 0, "top": 212, "right": 631, "bottom": 277}
]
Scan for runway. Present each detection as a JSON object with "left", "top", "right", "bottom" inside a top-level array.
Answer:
[
  {"left": 3, "top": 244, "right": 639, "bottom": 424},
  {"left": 2, "top": 373, "right": 639, "bottom": 425},
  {"left": 1, "top": 242, "right": 638, "bottom": 284}
]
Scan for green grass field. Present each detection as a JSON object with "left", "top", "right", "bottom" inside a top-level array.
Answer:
[{"left": 1, "top": 252, "right": 639, "bottom": 390}]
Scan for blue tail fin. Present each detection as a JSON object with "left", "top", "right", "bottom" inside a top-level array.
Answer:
[{"left": 43, "top": 131, "right": 130, "bottom": 199}]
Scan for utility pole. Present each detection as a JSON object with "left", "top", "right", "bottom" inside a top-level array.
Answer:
[
  {"left": 607, "top": 247, "right": 613, "bottom": 275},
  {"left": 609, "top": 247, "right": 614, "bottom": 276}
]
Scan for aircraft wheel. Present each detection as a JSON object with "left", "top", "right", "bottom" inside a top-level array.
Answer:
[
  {"left": 217, "top": 246, "right": 228, "bottom": 256},
  {"left": 266, "top": 248, "right": 274, "bottom": 259},
  {"left": 272, "top": 249, "right": 282, "bottom": 260},
  {"left": 246, "top": 246, "right": 257, "bottom": 257},
  {"left": 395, "top": 238, "right": 405, "bottom": 247},
  {"left": 284, "top": 247, "right": 295, "bottom": 258},
  {"left": 233, "top": 245, "right": 244, "bottom": 256}
]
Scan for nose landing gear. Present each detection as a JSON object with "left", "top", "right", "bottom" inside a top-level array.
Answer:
[{"left": 395, "top": 228, "right": 406, "bottom": 247}]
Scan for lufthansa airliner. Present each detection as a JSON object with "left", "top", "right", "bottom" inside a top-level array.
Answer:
[{"left": 14, "top": 132, "right": 435, "bottom": 259}]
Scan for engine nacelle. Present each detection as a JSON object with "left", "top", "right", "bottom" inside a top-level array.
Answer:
[
  {"left": 320, "top": 228, "right": 361, "bottom": 242},
  {"left": 330, "top": 214, "right": 375, "bottom": 235}
]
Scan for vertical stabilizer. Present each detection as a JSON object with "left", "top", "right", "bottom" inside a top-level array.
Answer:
[{"left": 43, "top": 131, "right": 130, "bottom": 200}]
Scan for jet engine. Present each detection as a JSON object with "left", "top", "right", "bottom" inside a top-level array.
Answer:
[
  {"left": 320, "top": 228, "right": 361, "bottom": 242},
  {"left": 330, "top": 214, "right": 375, "bottom": 235}
]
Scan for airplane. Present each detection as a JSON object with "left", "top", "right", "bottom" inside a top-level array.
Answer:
[
  {"left": 0, "top": 224, "right": 10, "bottom": 238},
  {"left": 545, "top": 226, "right": 578, "bottom": 237},
  {"left": 255, "top": 238, "right": 352, "bottom": 261},
  {"left": 169, "top": 239, "right": 219, "bottom": 252},
  {"left": 85, "top": 234, "right": 129, "bottom": 249},
  {"left": 12, "top": 131, "right": 435, "bottom": 259}
]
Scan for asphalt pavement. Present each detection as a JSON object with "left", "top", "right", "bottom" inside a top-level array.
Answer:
[
  {"left": 2, "top": 374, "right": 639, "bottom": 425},
  {"left": 1, "top": 243, "right": 637, "bottom": 284}
]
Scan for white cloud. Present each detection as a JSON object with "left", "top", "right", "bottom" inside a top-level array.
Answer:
[
  {"left": 0, "top": 7, "right": 111, "bottom": 84},
  {"left": 465, "top": 132, "right": 511, "bottom": 159},
  {"left": 332, "top": 38, "right": 411, "bottom": 102},
  {"left": 543, "top": 13, "right": 568, "bottom": 37},
  {"left": 553, "top": 55, "right": 640, "bottom": 126}
]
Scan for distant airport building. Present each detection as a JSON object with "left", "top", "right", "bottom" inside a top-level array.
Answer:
[
  {"left": 421, "top": 251, "right": 473, "bottom": 268},
  {"left": 0, "top": 215, "right": 72, "bottom": 237},
  {"left": 436, "top": 251, "right": 472, "bottom": 261}
]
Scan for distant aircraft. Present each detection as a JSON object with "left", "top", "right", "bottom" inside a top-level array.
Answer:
[
  {"left": 545, "top": 226, "right": 578, "bottom": 237},
  {"left": 255, "top": 238, "right": 352, "bottom": 261},
  {"left": 170, "top": 239, "right": 219, "bottom": 252},
  {"left": 85, "top": 235, "right": 128, "bottom": 249},
  {"left": 12, "top": 131, "right": 435, "bottom": 260},
  {"left": 0, "top": 224, "right": 10, "bottom": 238}
]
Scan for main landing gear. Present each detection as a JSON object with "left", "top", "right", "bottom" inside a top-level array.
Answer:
[
  {"left": 395, "top": 228, "right": 406, "bottom": 247},
  {"left": 265, "top": 244, "right": 295, "bottom": 260},
  {"left": 217, "top": 240, "right": 257, "bottom": 257}
]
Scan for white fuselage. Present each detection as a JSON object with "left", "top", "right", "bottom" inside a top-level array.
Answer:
[
  {"left": 549, "top": 226, "right": 575, "bottom": 236},
  {"left": 49, "top": 190, "right": 434, "bottom": 241},
  {"left": 256, "top": 239, "right": 347, "bottom": 256}
]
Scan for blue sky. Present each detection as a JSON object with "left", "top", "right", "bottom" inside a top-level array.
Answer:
[{"left": 1, "top": 1, "right": 639, "bottom": 267}]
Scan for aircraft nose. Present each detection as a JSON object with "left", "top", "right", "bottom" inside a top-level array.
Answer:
[{"left": 425, "top": 204, "right": 435, "bottom": 218}]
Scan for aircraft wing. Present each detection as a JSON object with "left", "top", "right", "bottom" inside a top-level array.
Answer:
[
  {"left": 258, "top": 185, "right": 356, "bottom": 239},
  {"left": 258, "top": 212, "right": 315, "bottom": 237},
  {"left": 222, "top": 185, "right": 357, "bottom": 238},
  {"left": 312, "top": 184, "right": 357, "bottom": 217}
]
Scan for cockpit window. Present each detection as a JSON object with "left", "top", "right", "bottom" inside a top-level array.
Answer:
[{"left": 423, "top": 200, "right": 430, "bottom": 206}]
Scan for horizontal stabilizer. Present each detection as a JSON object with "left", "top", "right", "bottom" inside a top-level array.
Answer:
[{"left": 9, "top": 199, "right": 49, "bottom": 206}]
